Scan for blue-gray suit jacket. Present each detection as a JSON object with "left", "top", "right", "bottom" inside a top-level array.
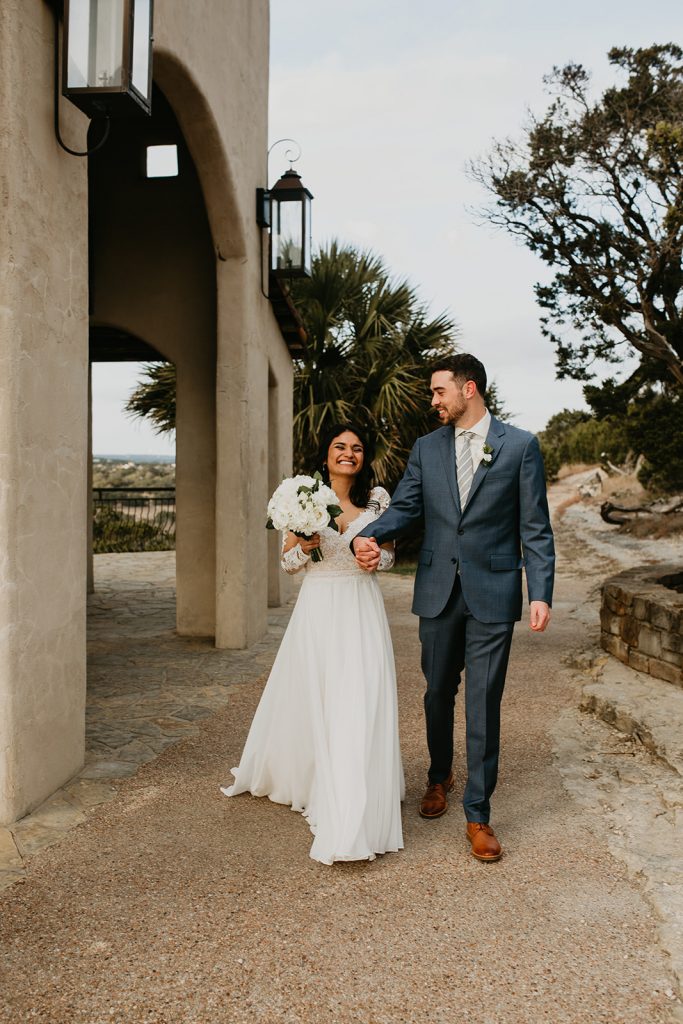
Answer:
[{"left": 358, "top": 417, "right": 555, "bottom": 622}]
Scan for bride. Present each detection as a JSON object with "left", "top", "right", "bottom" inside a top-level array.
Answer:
[{"left": 221, "top": 423, "right": 404, "bottom": 865}]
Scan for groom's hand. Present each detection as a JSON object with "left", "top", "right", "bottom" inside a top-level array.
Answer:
[
  {"left": 529, "top": 601, "right": 551, "bottom": 632},
  {"left": 353, "top": 536, "right": 381, "bottom": 572}
]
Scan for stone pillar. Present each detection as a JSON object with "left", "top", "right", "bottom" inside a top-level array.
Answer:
[
  {"left": 0, "top": 2, "right": 88, "bottom": 824},
  {"left": 267, "top": 370, "right": 281, "bottom": 607},
  {"left": 215, "top": 260, "right": 269, "bottom": 648},
  {"left": 267, "top": 354, "right": 295, "bottom": 608},
  {"left": 175, "top": 355, "right": 216, "bottom": 635},
  {"left": 87, "top": 362, "right": 94, "bottom": 594}
]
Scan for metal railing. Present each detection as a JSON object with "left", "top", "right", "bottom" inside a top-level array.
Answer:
[{"left": 93, "top": 487, "right": 176, "bottom": 553}]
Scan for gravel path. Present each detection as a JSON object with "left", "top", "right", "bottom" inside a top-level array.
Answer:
[{"left": 0, "top": 492, "right": 677, "bottom": 1023}]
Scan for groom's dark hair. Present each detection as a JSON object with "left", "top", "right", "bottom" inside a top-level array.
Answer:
[
  {"left": 430, "top": 353, "right": 487, "bottom": 397},
  {"left": 316, "top": 422, "right": 376, "bottom": 509}
]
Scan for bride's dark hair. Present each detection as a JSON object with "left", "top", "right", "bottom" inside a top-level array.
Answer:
[{"left": 316, "top": 422, "right": 376, "bottom": 509}]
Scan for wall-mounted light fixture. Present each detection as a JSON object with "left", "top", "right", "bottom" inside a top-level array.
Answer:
[
  {"left": 256, "top": 141, "right": 312, "bottom": 352},
  {"left": 257, "top": 140, "right": 314, "bottom": 283},
  {"left": 54, "top": 0, "right": 154, "bottom": 157},
  {"left": 63, "top": 0, "right": 154, "bottom": 117}
]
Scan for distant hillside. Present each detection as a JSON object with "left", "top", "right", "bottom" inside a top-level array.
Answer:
[
  {"left": 95, "top": 454, "right": 175, "bottom": 464},
  {"left": 93, "top": 458, "right": 175, "bottom": 489}
]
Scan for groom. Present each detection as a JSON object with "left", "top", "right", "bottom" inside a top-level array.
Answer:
[{"left": 352, "top": 354, "right": 555, "bottom": 862}]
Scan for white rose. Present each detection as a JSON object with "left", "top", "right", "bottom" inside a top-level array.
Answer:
[
  {"left": 309, "top": 505, "right": 330, "bottom": 529},
  {"left": 271, "top": 511, "right": 290, "bottom": 531},
  {"left": 293, "top": 474, "right": 317, "bottom": 490},
  {"left": 317, "top": 484, "right": 339, "bottom": 506}
]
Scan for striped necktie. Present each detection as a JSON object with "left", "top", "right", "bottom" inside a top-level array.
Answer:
[{"left": 457, "top": 430, "right": 476, "bottom": 507}]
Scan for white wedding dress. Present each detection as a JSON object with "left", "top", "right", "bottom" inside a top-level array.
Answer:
[{"left": 221, "top": 487, "right": 404, "bottom": 865}]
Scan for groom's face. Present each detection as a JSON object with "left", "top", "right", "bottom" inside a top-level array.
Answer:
[{"left": 430, "top": 371, "right": 469, "bottom": 425}]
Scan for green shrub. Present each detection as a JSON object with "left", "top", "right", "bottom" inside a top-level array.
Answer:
[
  {"left": 538, "top": 442, "right": 562, "bottom": 482},
  {"left": 93, "top": 506, "right": 175, "bottom": 553},
  {"left": 538, "top": 387, "right": 683, "bottom": 492},
  {"left": 625, "top": 391, "right": 683, "bottom": 494},
  {"left": 537, "top": 409, "right": 629, "bottom": 481}
]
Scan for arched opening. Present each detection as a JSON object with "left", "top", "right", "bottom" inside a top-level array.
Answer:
[
  {"left": 88, "top": 83, "right": 216, "bottom": 637},
  {"left": 88, "top": 327, "right": 175, "bottom": 589}
]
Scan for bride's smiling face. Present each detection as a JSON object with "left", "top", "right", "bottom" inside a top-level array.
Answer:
[{"left": 327, "top": 432, "right": 364, "bottom": 478}]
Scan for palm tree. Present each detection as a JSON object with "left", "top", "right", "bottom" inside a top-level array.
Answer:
[
  {"left": 125, "top": 362, "right": 176, "bottom": 436},
  {"left": 291, "top": 241, "right": 458, "bottom": 489}
]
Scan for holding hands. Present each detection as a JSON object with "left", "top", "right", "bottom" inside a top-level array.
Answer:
[{"left": 353, "top": 535, "right": 381, "bottom": 572}]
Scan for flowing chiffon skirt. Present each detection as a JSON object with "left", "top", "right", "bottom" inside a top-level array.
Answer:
[{"left": 222, "top": 572, "right": 404, "bottom": 864}]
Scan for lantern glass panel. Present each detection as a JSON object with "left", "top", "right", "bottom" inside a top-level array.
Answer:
[
  {"left": 272, "top": 198, "right": 304, "bottom": 272},
  {"left": 302, "top": 193, "right": 312, "bottom": 275},
  {"left": 67, "top": 0, "right": 125, "bottom": 90},
  {"left": 132, "top": 0, "right": 152, "bottom": 98}
]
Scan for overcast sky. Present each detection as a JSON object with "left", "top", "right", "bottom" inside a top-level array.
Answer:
[{"left": 92, "top": 0, "right": 682, "bottom": 453}]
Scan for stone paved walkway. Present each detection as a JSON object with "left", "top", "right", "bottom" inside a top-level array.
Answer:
[
  {"left": 0, "top": 554, "right": 295, "bottom": 888},
  {"left": 0, "top": 495, "right": 681, "bottom": 1023}
]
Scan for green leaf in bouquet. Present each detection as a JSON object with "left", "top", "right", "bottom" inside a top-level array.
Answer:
[{"left": 327, "top": 503, "right": 343, "bottom": 532}]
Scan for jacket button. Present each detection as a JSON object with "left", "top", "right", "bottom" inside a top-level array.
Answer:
[
  {"left": 458, "top": 528, "right": 464, "bottom": 535},
  {"left": 451, "top": 557, "right": 456, "bottom": 564}
]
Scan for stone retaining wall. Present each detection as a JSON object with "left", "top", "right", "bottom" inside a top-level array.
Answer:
[{"left": 601, "top": 564, "right": 682, "bottom": 688}]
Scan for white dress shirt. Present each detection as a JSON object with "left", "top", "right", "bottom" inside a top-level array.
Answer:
[{"left": 454, "top": 409, "right": 491, "bottom": 473}]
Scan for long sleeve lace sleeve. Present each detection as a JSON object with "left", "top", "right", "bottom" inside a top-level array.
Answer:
[
  {"left": 371, "top": 487, "right": 395, "bottom": 571},
  {"left": 377, "top": 546, "right": 395, "bottom": 571},
  {"left": 280, "top": 535, "right": 310, "bottom": 575}
]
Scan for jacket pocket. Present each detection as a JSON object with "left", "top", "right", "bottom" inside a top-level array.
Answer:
[
  {"left": 490, "top": 554, "right": 524, "bottom": 571},
  {"left": 418, "top": 548, "right": 433, "bottom": 566},
  {"left": 485, "top": 470, "right": 515, "bottom": 480}
]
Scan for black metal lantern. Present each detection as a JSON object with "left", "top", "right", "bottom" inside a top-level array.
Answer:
[
  {"left": 62, "top": 0, "right": 154, "bottom": 117},
  {"left": 269, "top": 169, "right": 313, "bottom": 278}
]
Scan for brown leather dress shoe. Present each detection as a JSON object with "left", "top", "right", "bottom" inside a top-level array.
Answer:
[
  {"left": 466, "top": 822, "right": 502, "bottom": 861},
  {"left": 419, "top": 773, "right": 454, "bottom": 819}
]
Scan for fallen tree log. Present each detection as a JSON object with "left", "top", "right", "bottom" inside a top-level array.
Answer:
[{"left": 600, "top": 497, "right": 683, "bottom": 525}]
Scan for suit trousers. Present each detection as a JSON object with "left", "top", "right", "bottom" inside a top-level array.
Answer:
[{"left": 418, "top": 576, "right": 514, "bottom": 823}]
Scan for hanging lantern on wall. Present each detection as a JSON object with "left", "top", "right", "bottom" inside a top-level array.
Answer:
[
  {"left": 268, "top": 169, "right": 313, "bottom": 279},
  {"left": 62, "top": 0, "right": 154, "bottom": 117}
]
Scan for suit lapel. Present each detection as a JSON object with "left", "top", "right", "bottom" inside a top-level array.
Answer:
[
  {"left": 438, "top": 426, "right": 461, "bottom": 514},
  {"left": 462, "top": 416, "right": 506, "bottom": 513}
]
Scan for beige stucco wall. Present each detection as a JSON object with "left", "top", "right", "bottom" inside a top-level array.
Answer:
[
  {"left": 150, "top": 0, "right": 293, "bottom": 647},
  {"left": 0, "top": 0, "right": 293, "bottom": 824},
  {"left": 0, "top": 1, "right": 89, "bottom": 825}
]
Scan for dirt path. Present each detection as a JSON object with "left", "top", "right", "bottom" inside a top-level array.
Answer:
[{"left": 0, "top": 481, "right": 678, "bottom": 1023}]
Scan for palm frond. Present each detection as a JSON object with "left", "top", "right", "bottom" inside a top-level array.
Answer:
[{"left": 292, "top": 241, "right": 465, "bottom": 489}]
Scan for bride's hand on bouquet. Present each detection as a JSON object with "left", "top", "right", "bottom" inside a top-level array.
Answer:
[
  {"left": 298, "top": 533, "right": 321, "bottom": 555},
  {"left": 353, "top": 536, "right": 381, "bottom": 572}
]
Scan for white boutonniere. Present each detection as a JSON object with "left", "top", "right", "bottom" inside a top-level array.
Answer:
[{"left": 482, "top": 444, "right": 494, "bottom": 466}]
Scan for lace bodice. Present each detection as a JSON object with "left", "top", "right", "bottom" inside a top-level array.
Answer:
[{"left": 281, "top": 486, "right": 394, "bottom": 576}]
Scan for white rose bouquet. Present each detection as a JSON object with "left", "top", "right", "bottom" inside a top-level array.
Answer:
[{"left": 266, "top": 472, "right": 342, "bottom": 562}]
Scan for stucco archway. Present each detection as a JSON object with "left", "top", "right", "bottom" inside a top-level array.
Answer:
[
  {"left": 153, "top": 48, "right": 247, "bottom": 262},
  {"left": 88, "top": 85, "right": 217, "bottom": 636}
]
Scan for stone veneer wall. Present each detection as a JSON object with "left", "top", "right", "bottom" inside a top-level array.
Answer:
[{"left": 601, "top": 564, "right": 682, "bottom": 687}]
